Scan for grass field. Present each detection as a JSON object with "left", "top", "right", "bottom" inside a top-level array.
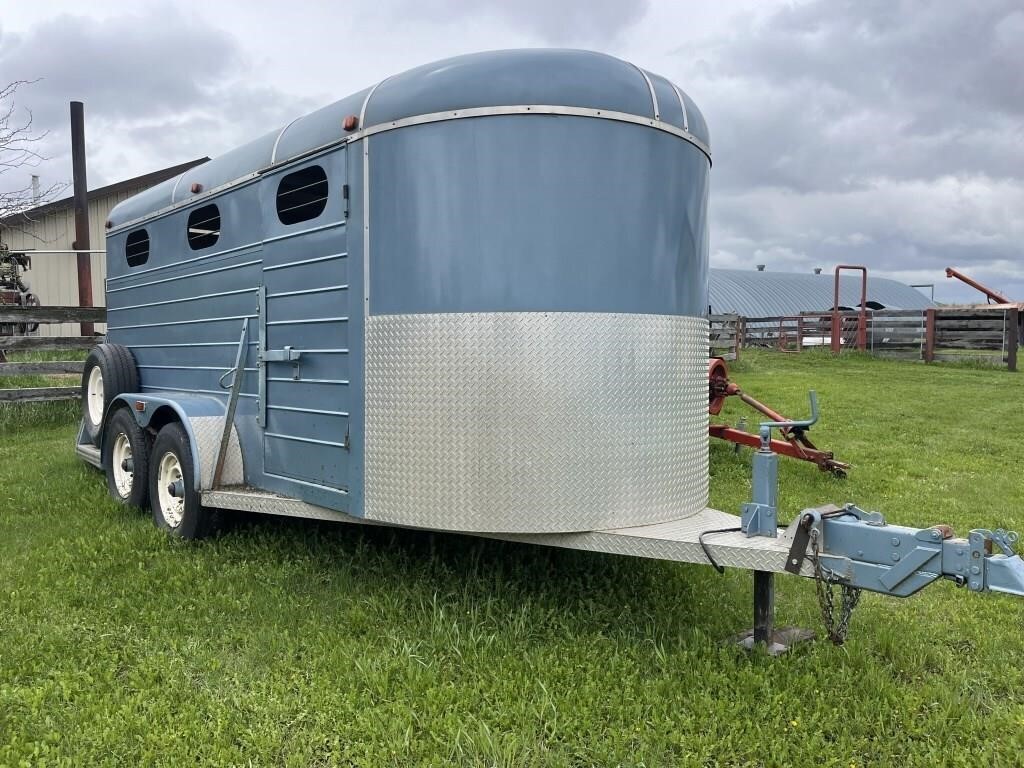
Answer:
[{"left": 2, "top": 350, "right": 1023, "bottom": 766}]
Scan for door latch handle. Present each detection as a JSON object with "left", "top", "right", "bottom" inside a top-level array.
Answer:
[
  {"left": 259, "top": 346, "right": 302, "bottom": 380},
  {"left": 259, "top": 346, "right": 301, "bottom": 363}
]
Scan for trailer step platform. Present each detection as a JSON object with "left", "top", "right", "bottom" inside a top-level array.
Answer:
[
  {"left": 75, "top": 442, "right": 102, "bottom": 470},
  {"left": 201, "top": 488, "right": 811, "bottom": 576}
]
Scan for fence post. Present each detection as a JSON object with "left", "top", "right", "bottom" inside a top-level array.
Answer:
[
  {"left": 1006, "top": 307, "right": 1019, "bottom": 372},
  {"left": 924, "top": 308, "right": 936, "bottom": 363},
  {"left": 70, "top": 101, "right": 95, "bottom": 338}
]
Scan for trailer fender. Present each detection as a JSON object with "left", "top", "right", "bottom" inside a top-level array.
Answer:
[{"left": 109, "top": 394, "right": 245, "bottom": 491}]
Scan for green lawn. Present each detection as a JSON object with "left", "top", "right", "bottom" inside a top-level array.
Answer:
[{"left": 1, "top": 350, "right": 1023, "bottom": 766}]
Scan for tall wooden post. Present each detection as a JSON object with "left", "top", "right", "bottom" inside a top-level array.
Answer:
[
  {"left": 924, "top": 308, "right": 936, "bottom": 363},
  {"left": 1005, "top": 307, "right": 1019, "bottom": 372},
  {"left": 70, "top": 101, "right": 94, "bottom": 337}
]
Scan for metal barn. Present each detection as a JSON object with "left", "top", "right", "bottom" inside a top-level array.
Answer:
[{"left": 0, "top": 159, "right": 207, "bottom": 337}]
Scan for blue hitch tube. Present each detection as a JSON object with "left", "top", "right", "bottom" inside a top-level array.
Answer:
[{"left": 786, "top": 506, "right": 1024, "bottom": 599}]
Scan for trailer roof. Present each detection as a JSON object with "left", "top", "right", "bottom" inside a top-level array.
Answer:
[{"left": 107, "top": 49, "right": 708, "bottom": 229}]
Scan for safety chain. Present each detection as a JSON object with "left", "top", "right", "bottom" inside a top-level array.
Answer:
[{"left": 810, "top": 527, "right": 862, "bottom": 645}]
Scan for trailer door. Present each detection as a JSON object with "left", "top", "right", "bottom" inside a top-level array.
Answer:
[{"left": 258, "top": 149, "right": 351, "bottom": 491}]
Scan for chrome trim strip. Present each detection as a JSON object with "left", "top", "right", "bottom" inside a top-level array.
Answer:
[
  {"left": 106, "top": 313, "right": 257, "bottom": 331},
  {"left": 137, "top": 365, "right": 258, "bottom": 372},
  {"left": 358, "top": 77, "right": 385, "bottom": 314},
  {"left": 128, "top": 341, "right": 258, "bottom": 349},
  {"left": 267, "top": 404, "right": 350, "bottom": 417},
  {"left": 140, "top": 384, "right": 256, "bottom": 398},
  {"left": 106, "top": 286, "right": 256, "bottom": 313},
  {"left": 262, "top": 251, "right": 347, "bottom": 271},
  {"left": 363, "top": 137, "right": 370, "bottom": 317},
  {"left": 353, "top": 105, "right": 710, "bottom": 160},
  {"left": 108, "top": 103, "right": 711, "bottom": 235},
  {"left": 267, "top": 377, "right": 349, "bottom": 385},
  {"left": 170, "top": 173, "right": 187, "bottom": 205},
  {"left": 262, "top": 220, "right": 345, "bottom": 246},
  {"left": 633, "top": 67, "right": 660, "bottom": 120},
  {"left": 261, "top": 471, "right": 350, "bottom": 495},
  {"left": 671, "top": 83, "right": 689, "bottom": 132},
  {"left": 359, "top": 78, "right": 390, "bottom": 127},
  {"left": 109, "top": 171, "right": 260, "bottom": 235},
  {"left": 265, "top": 284, "right": 349, "bottom": 299},
  {"left": 265, "top": 431, "right": 348, "bottom": 449},
  {"left": 106, "top": 258, "right": 262, "bottom": 294},
  {"left": 271, "top": 115, "right": 303, "bottom": 163},
  {"left": 107, "top": 241, "right": 262, "bottom": 283},
  {"left": 257, "top": 284, "right": 268, "bottom": 428},
  {"left": 264, "top": 316, "right": 348, "bottom": 326}
]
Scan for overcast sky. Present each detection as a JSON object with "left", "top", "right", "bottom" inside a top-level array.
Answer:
[{"left": 2, "top": 0, "right": 1021, "bottom": 303}]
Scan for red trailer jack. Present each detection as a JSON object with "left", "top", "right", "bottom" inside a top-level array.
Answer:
[{"left": 708, "top": 358, "right": 850, "bottom": 478}]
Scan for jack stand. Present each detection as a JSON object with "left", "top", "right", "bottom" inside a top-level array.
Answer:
[
  {"left": 734, "top": 571, "right": 815, "bottom": 655},
  {"left": 735, "top": 400, "right": 819, "bottom": 654}
]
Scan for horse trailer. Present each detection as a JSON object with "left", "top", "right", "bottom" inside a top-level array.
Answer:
[{"left": 76, "top": 50, "right": 1024, "bottom": 649}]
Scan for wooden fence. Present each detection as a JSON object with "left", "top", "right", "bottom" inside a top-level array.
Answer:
[
  {"left": 735, "top": 306, "right": 1020, "bottom": 370},
  {"left": 709, "top": 314, "right": 741, "bottom": 360},
  {"left": 2, "top": 305, "right": 1017, "bottom": 406},
  {"left": 0, "top": 306, "right": 105, "bottom": 403}
]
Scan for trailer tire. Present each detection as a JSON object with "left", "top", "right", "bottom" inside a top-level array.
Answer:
[
  {"left": 149, "top": 422, "right": 214, "bottom": 540},
  {"left": 82, "top": 343, "right": 138, "bottom": 446},
  {"left": 102, "top": 407, "right": 150, "bottom": 509}
]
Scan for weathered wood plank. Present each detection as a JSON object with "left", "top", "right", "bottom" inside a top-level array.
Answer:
[
  {"left": 0, "top": 335, "right": 103, "bottom": 351},
  {"left": 865, "top": 310, "right": 927, "bottom": 318},
  {"left": 0, "top": 386, "right": 80, "bottom": 402},
  {"left": 0, "top": 361, "right": 85, "bottom": 375},
  {"left": 0, "top": 306, "right": 107, "bottom": 324},
  {"left": 935, "top": 331, "right": 1005, "bottom": 342}
]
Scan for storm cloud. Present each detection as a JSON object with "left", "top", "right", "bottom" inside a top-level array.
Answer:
[
  {"left": 681, "top": 0, "right": 1024, "bottom": 298},
  {"left": 0, "top": 5, "right": 312, "bottom": 193},
  {"left": 1, "top": 0, "right": 1020, "bottom": 302}
]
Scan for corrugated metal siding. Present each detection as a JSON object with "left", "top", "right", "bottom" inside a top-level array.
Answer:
[
  {"left": 3, "top": 188, "right": 142, "bottom": 337},
  {"left": 709, "top": 268, "right": 935, "bottom": 318}
]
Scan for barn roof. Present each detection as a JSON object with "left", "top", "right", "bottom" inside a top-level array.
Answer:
[
  {"left": 107, "top": 49, "right": 709, "bottom": 230},
  {"left": 0, "top": 158, "right": 208, "bottom": 227},
  {"left": 709, "top": 268, "right": 935, "bottom": 317}
]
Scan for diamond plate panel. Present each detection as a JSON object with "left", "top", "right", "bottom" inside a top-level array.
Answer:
[
  {"left": 190, "top": 416, "right": 244, "bottom": 490},
  {"left": 365, "top": 312, "right": 708, "bottom": 533}
]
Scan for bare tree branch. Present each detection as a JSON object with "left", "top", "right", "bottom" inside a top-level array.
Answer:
[{"left": 0, "top": 80, "right": 69, "bottom": 234}]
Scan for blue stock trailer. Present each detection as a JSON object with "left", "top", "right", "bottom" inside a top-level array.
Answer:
[{"left": 77, "top": 50, "right": 1024, "bottom": 648}]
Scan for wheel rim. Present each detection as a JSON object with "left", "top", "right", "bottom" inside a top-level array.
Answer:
[
  {"left": 111, "top": 432, "right": 134, "bottom": 498},
  {"left": 157, "top": 450, "right": 185, "bottom": 528},
  {"left": 87, "top": 366, "right": 104, "bottom": 426}
]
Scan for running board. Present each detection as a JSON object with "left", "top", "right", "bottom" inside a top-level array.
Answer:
[
  {"left": 75, "top": 442, "right": 102, "bottom": 470},
  {"left": 200, "top": 487, "right": 809, "bottom": 576},
  {"left": 203, "top": 488, "right": 368, "bottom": 525},
  {"left": 500, "top": 510, "right": 813, "bottom": 575},
  {"left": 75, "top": 419, "right": 103, "bottom": 470}
]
